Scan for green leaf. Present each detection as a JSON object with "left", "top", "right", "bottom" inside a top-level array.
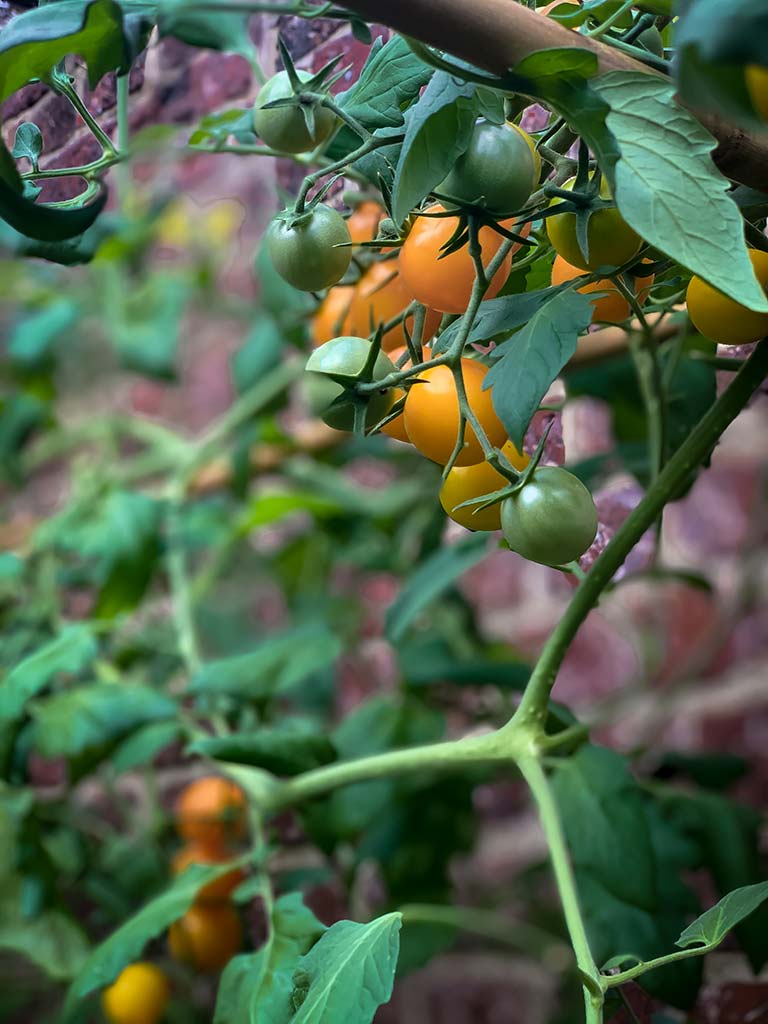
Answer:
[
  {"left": 231, "top": 317, "right": 285, "bottom": 395},
  {"left": 237, "top": 490, "right": 346, "bottom": 531},
  {"left": 190, "top": 622, "right": 342, "bottom": 700},
  {"left": 484, "top": 289, "right": 594, "bottom": 449},
  {"left": 188, "top": 107, "right": 256, "bottom": 147},
  {"left": 0, "top": 391, "right": 47, "bottom": 482},
  {"left": 592, "top": 72, "right": 768, "bottom": 313},
  {"left": 398, "top": 636, "right": 530, "bottom": 691},
  {"left": 0, "top": 902, "right": 90, "bottom": 980},
  {"left": 9, "top": 298, "right": 79, "bottom": 369},
  {"left": 384, "top": 533, "right": 490, "bottom": 643},
  {"left": 0, "top": 625, "right": 97, "bottom": 724},
  {"left": 188, "top": 725, "right": 335, "bottom": 776},
  {"left": 158, "top": 0, "right": 251, "bottom": 55},
  {"left": 336, "top": 35, "right": 433, "bottom": 134},
  {"left": 109, "top": 272, "right": 189, "bottom": 379},
  {"left": 0, "top": 175, "right": 108, "bottom": 242},
  {"left": 677, "top": 882, "right": 768, "bottom": 951},
  {"left": 111, "top": 720, "right": 180, "bottom": 775},
  {"left": 63, "top": 863, "right": 236, "bottom": 1017},
  {"left": 214, "top": 893, "right": 326, "bottom": 1024},
  {"left": 11, "top": 122, "right": 43, "bottom": 171},
  {"left": 29, "top": 683, "right": 176, "bottom": 757},
  {"left": 432, "top": 287, "right": 564, "bottom": 354},
  {"left": 288, "top": 914, "right": 402, "bottom": 1023},
  {"left": 391, "top": 71, "right": 477, "bottom": 227}
]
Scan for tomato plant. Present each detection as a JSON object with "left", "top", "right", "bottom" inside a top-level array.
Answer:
[{"left": 2, "top": 3, "right": 768, "bottom": 1024}]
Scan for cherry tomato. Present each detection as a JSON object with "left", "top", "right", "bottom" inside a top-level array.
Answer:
[
  {"left": 346, "top": 201, "right": 385, "bottom": 244},
  {"left": 686, "top": 249, "right": 768, "bottom": 345},
  {"left": 399, "top": 204, "right": 524, "bottom": 314},
  {"left": 500, "top": 467, "right": 598, "bottom": 566},
  {"left": 175, "top": 777, "right": 246, "bottom": 850},
  {"left": 168, "top": 904, "right": 243, "bottom": 973},
  {"left": 305, "top": 336, "right": 395, "bottom": 431},
  {"left": 508, "top": 122, "right": 542, "bottom": 182},
  {"left": 439, "top": 119, "right": 537, "bottom": 215},
  {"left": 378, "top": 346, "right": 411, "bottom": 442},
  {"left": 267, "top": 204, "right": 351, "bottom": 292},
  {"left": 440, "top": 441, "right": 529, "bottom": 531},
  {"left": 172, "top": 844, "right": 246, "bottom": 904},
  {"left": 346, "top": 261, "right": 441, "bottom": 353},
  {"left": 311, "top": 285, "right": 354, "bottom": 346},
  {"left": 746, "top": 65, "right": 768, "bottom": 120},
  {"left": 403, "top": 359, "right": 507, "bottom": 466},
  {"left": 101, "top": 963, "right": 169, "bottom": 1024},
  {"left": 551, "top": 255, "right": 654, "bottom": 324},
  {"left": 253, "top": 71, "right": 336, "bottom": 154},
  {"left": 546, "top": 177, "right": 642, "bottom": 271}
]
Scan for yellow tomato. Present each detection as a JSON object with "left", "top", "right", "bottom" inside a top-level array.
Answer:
[
  {"left": 546, "top": 177, "right": 642, "bottom": 271},
  {"left": 746, "top": 65, "right": 768, "bottom": 120},
  {"left": 440, "top": 441, "right": 529, "bottom": 531},
  {"left": 311, "top": 286, "right": 355, "bottom": 347},
  {"left": 551, "top": 255, "right": 654, "bottom": 324},
  {"left": 101, "top": 963, "right": 169, "bottom": 1024},
  {"left": 686, "top": 249, "right": 768, "bottom": 345}
]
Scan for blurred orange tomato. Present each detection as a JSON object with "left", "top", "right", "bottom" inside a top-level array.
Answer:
[
  {"left": 172, "top": 844, "right": 245, "bottom": 904},
  {"left": 347, "top": 261, "right": 441, "bottom": 353},
  {"left": 311, "top": 285, "right": 355, "bottom": 346},
  {"left": 346, "top": 201, "right": 385, "bottom": 244},
  {"left": 551, "top": 255, "right": 654, "bottom": 324}
]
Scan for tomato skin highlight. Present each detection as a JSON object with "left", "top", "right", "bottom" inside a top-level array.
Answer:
[
  {"left": 500, "top": 467, "right": 598, "bottom": 566},
  {"left": 440, "top": 441, "right": 529, "bottom": 531},
  {"left": 175, "top": 777, "right": 247, "bottom": 850},
  {"left": 398, "top": 204, "right": 517, "bottom": 315},
  {"left": 346, "top": 261, "right": 441, "bottom": 353},
  {"left": 546, "top": 177, "right": 642, "bottom": 272},
  {"left": 686, "top": 249, "right": 768, "bottom": 345},
  {"left": 403, "top": 360, "right": 508, "bottom": 466},
  {"left": 551, "top": 255, "right": 654, "bottom": 324},
  {"left": 168, "top": 904, "right": 243, "bottom": 973},
  {"left": 101, "top": 963, "right": 169, "bottom": 1024},
  {"left": 267, "top": 204, "right": 351, "bottom": 292},
  {"left": 253, "top": 70, "right": 336, "bottom": 154},
  {"left": 172, "top": 844, "right": 246, "bottom": 904},
  {"left": 439, "top": 119, "right": 536, "bottom": 215}
]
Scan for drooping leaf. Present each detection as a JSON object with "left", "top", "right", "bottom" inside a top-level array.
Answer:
[
  {"left": 432, "top": 287, "right": 563, "bottom": 354},
  {"left": 158, "top": 0, "right": 251, "bottom": 55},
  {"left": 677, "top": 882, "right": 768, "bottom": 951},
  {"left": 0, "top": 176, "right": 108, "bottom": 242},
  {"left": 188, "top": 725, "right": 335, "bottom": 776},
  {"left": 0, "top": 625, "right": 97, "bottom": 724}
]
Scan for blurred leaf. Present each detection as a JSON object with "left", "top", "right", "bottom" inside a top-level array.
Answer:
[
  {"left": 677, "top": 882, "right": 768, "bottom": 951},
  {"left": 288, "top": 914, "right": 402, "bottom": 1023},
  {"left": 0, "top": 392, "right": 48, "bottom": 482},
  {"left": 9, "top": 298, "right": 80, "bottom": 369},
  {"left": 189, "top": 725, "right": 335, "bottom": 776},
  {"left": 189, "top": 107, "right": 256, "bottom": 147},
  {"left": 237, "top": 490, "right": 345, "bottom": 531},
  {"left": 656, "top": 752, "right": 747, "bottom": 790},
  {"left": 158, "top": 0, "right": 251, "bottom": 55},
  {"left": 29, "top": 683, "right": 176, "bottom": 757},
  {"left": 110, "top": 272, "right": 189, "bottom": 379},
  {"left": 0, "top": 625, "right": 97, "bottom": 724},
  {"left": 11, "top": 122, "right": 43, "bottom": 171},
  {"left": 190, "top": 622, "right": 342, "bottom": 700},
  {"left": 0, "top": 895, "right": 90, "bottom": 980},
  {"left": 385, "top": 531, "right": 490, "bottom": 643},
  {"left": 214, "top": 893, "right": 326, "bottom": 1024},
  {"left": 399, "top": 635, "right": 530, "bottom": 690},
  {"left": 231, "top": 317, "right": 285, "bottom": 395},
  {"left": 392, "top": 71, "right": 476, "bottom": 227},
  {"left": 111, "top": 720, "right": 180, "bottom": 775},
  {"left": 485, "top": 289, "right": 594, "bottom": 449},
  {"left": 284, "top": 461, "right": 424, "bottom": 519}
]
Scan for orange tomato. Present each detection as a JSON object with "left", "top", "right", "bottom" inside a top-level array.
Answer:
[
  {"left": 399, "top": 204, "right": 525, "bottom": 315},
  {"left": 175, "top": 777, "right": 247, "bottom": 850},
  {"left": 311, "top": 286, "right": 354, "bottom": 347},
  {"left": 379, "top": 346, "right": 411, "bottom": 443},
  {"left": 551, "top": 255, "right": 654, "bottom": 324},
  {"left": 347, "top": 261, "right": 441, "bottom": 353},
  {"left": 101, "top": 963, "right": 169, "bottom": 1024},
  {"left": 172, "top": 844, "right": 245, "bottom": 904},
  {"left": 403, "top": 359, "right": 507, "bottom": 466},
  {"left": 440, "top": 441, "right": 529, "bottom": 531},
  {"left": 168, "top": 904, "right": 243, "bottom": 973},
  {"left": 346, "top": 201, "right": 385, "bottom": 244}
]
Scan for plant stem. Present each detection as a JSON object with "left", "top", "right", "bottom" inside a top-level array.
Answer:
[
  {"left": 519, "top": 757, "right": 603, "bottom": 1023},
  {"left": 116, "top": 74, "right": 131, "bottom": 205},
  {"left": 508, "top": 338, "right": 768, "bottom": 731},
  {"left": 603, "top": 943, "right": 715, "bottom": 989},
  {"left": 56, "top": 77, "right": 115, "bottom": 155}
]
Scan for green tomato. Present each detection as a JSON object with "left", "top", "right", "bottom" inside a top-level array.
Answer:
[
  {"left": 500, "top": 467, "right": 598, "bottom": 566},
  {"left": 304, "top": 336, "right": 395, "bottom": 431},
  {"left": 267, "top": 204, "right": 351, "bottom": 292},
  {"left": 438, "top": 120, "right": 537, "bottom": 215},
  {"left": 253, "top": 70, "right": 336, "bottom": 155},
  {"left": 546, "top": 176, "right": 642, "bottom": 272}
]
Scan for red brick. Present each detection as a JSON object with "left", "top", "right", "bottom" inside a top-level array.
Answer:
[{"left": 1, "top": 80, "right": 48, "bottom": 120}]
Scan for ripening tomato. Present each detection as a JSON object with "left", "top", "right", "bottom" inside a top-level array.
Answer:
[
  {"left": 101, "top": 963, "right": 169, "bottom": 1024},
  {"left": 175, "top": 777, "right": 247, "bottom": 850},
  {"left": 686, "top": 249, "right": 768, "bottom": 345},
  {"left": 501, "top": 467, "right": 598, "bottom": 566},
  {"left": 346, "top": 261, "right": 441, "bottom": 352},
  {"left": 546, "top": 177, "right": 642, "bottom": 271},
  {"left": 305, "top": 336, "right": 395, "bottom": 431},
  {"left": 440, "top": 441, "right": 529, "bottom": 531},
  {"left": 311, "top": 286, "right": 354, "bottom": 346},
  {"left": 403, "top": 360, "right": 507, "bottom": 466},
  {"left": 551, "top": 255, "right": 654, "bottom": 324},
  {"left": 168, "top": 904, "right": 243, "bottom": 973},
  {"left": 508, "top": 122, "right": 542, "bottom": 182},
  {"left": 378, "top": 346, "right": 411, "bottom": 442},
  {"left": 253, "top": 70, "right": 336, "bottom": 154},
  {"left": 439, "top": 119, "right": 537, "bottom": 215},
  {"left": 172, "top": 844, "right": 246, "bottom": 904},
  {"left": 746, "top": 65, "right": 768, "bottom": 120},
  {"left": 267, "top": 204, "right": 351, "bottom": 292},
  {"left": 346, "top": 201, "right": 385, "bottom": 244},
  {"left": 399, "top": 205, "right": 527, "bottom": 314}
]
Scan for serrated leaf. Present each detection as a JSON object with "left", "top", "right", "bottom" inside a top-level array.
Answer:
[
  {"left": 676, "top": 882, "right": 768, "bottom": 951},
  {"left": 190, "top": 623, "right": 342, "bottom": 700},
  {"left": 29, "top": 683, "right": 176, "bottom": 757},
  {"left": 12, "top": 122, "right": 43, "bottom": 170},
  {"left": 432, "top": 287, "right": 563, "bottom": 354},
  {"left": 336, "top": 35, "right": 433, "bottom": 133},
  {"left": 288, "top": 914, "right": 402, "bottom": 1023},
  {"left": 385, "top": 534, "right": 490, "bottom": 643},
  {"left": 391, "top": 71, "right": 477, "bottom": 227},
  {"left": 189, "top": 726, "right": 335, "bottom": 776},
  {"left": 484, "top": 289, "right": 594, "bottom": 448},
  {"left": 0, "top": 625, "right": 97, "bottom": 724}
]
